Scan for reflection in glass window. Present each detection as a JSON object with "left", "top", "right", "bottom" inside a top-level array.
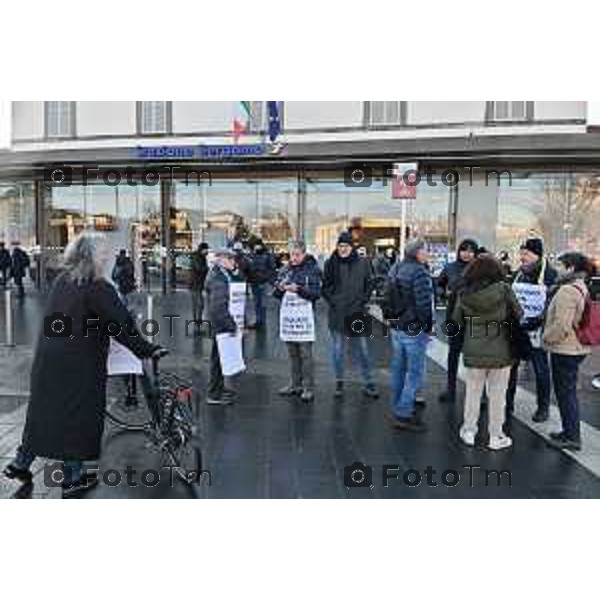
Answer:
[
  {"left": 172, "top": 178, "right": 297, "bottom": 285},
  {"left": 0, "top": 183, "right": 36, "bottom": 248},
  {"left": 305, "top": 172, "right": 450, "bottom": 273},
  {"left": 46, "top": 184, "right": 162, "bottom": 290},
  {"left": 496, "top": 173, "right": 600, "bottom": 265}
]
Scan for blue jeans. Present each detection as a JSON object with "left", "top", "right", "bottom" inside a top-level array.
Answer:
[
  {"left": 14, "top": 444, "right": 83, "bottom": 486},
  {"left": 507, "top": 347, "right": 551, "bottom": 412},
  {"left": 330, "top": 331, "right": 374, "bottom": 385},
  {"left": 551, "top": 353, "right": 585, "bottom": 441},
  {"left": 251, "top": 283, "right": 266, "bottom": 326},
  {"left": 390, "top": 330, "right": 429, "bottom": 419}
]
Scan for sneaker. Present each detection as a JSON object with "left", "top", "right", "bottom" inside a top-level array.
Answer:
[
  {"left": 222, "top": 388, "right": 237, "bottom": 399},
  {"left": 459, "top": 428, "right": 476, "bottom": 447},
  {"left": 363, "top": 384, "right": 379, "bottom": 399},
  {"left": 488, "top": 435, "right": 513, "bottom": 451},
  {"left": 300, "top": 389, "right": 314, "bottom": 403},
  {"left": 532, "top": 408, "right": 549, "bottom": 423},
  {"left": 2, "top": 463, "right": 33, "bottom": 484},
  {"left": 334, "top": 380, "right": 344, "bottom": 399},
  {"left": 62, "top": 474, "right": 100, "bottom": 499},
  {"left": 278, "top": 385, "right": 301, "bottom": 397},
  {"left": 438, "top": 390, "right": 456, "bottom": 403},
  {"left": 547, "top": 433, "right": 581, "bottom": 451},
  {"left": 549, "top": 431, "right": 565, "bottom": 441},
  {"left": 206, "top": 395, "right": 234, "bottom": 406},
  {"left": 385, "top": 412, "right": 426, "bottom": 432}
]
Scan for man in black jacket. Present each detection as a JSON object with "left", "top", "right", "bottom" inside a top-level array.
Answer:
[
  {"left": 205, "top": 248, "right": 244, "bottom": 405},
  {"left": 111, "top": 249, "right": 136, "bottom": 305},
  {"left": 248, "top": 239, "right": 276, "bottom": 329},
  {"left": 190, "top": 242, "right": 209, "bottom": 333},
  {"left": 506, "top": 237, "right": 557, "bottom": 423},
  {"left": 10, "top": 242, "right": 30, "bottom": 299},
  {"left": 435, "top": 238, "right": 479, "bottom": 403},
  {"left": 0, "top": 242, "right": 11, "bottom": 287},
  {"left": 322, "top": 231, "right": 378, "bottom": 399}
]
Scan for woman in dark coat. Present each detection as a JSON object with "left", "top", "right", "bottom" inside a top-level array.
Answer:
[{"left": 3, "top": 232, "right": 160, "bottom": 497}]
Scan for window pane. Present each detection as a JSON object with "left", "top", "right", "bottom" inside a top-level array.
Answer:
[
  {"left": 47, "top": 101, "right": 73, "bottom": 137},
  {"left": 141, "top": 101, "right": 167, "bottom": 133}
]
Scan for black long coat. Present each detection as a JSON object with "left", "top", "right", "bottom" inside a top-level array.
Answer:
[
  {"left": 322, "top": 252, "right": 374, "bottom": 332},
  {"left": 23, "top": 273, "right": 156, "bottom": 461}
]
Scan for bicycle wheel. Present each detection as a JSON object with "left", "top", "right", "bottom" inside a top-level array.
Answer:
[
  {"left": 105, "top": 376, "right": 155, "bottom": 432},
  {"left": 164, "top": 404, "right": 204, "bottom": 488}
]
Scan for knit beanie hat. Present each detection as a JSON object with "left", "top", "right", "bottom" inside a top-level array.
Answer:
[{"left": 520, "top": 238, "right": 544, "bottom": 258}]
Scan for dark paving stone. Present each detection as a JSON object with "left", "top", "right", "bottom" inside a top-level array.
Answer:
[{"left": 3, "top": 293, "right": 600, "bottom": 498}]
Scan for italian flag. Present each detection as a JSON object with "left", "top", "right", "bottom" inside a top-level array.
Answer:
[{"left": 232, "top": 101, "right": 251, "bottom": 142}]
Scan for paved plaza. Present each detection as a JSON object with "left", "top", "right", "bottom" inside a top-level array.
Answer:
[{"left": 2, "top": 290, "right": 600, "bottom": 499}]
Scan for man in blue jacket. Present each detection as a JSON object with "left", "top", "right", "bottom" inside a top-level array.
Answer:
[{"left": 386, "top": 238, "right": 434, "bottom": 432}]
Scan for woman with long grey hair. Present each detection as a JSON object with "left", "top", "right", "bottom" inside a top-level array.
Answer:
[{"left": 2, "top": 232, "right": 162, "bottom": 497}]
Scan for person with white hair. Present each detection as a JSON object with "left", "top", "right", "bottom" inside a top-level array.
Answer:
[{"left": 2, "top": 231, "right": 163, "bottom": 498}]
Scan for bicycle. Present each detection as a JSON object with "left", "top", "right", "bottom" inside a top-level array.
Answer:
[{"left": 105, "top": 351, "right": 203, "bottom": 493}]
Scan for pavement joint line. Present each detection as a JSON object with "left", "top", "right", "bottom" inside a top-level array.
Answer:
[{"left": 426, "top": 336, "right": 600, "bottom": 480}]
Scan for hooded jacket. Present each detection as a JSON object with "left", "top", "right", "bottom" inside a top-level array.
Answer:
[{"left": 452, "top": 280, "right": 523, "bottom": 368}]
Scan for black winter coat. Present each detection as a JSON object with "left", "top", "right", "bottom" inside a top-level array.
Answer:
[
  {"left": 322, "top": 251, "right": 374, "bottom": 332},
  {"left": 0, "top": 249, "right": 11, "bottom": 271},
  {"left": 189, "top": 251, "right": 209, "bottom": 291},
  {"left": 23, "top": 273, "right": 156, "bottom": 461},
  {"left": 11, "top": 248, "right": 30, "bottom": 278},
  {"left": 436, "top": 259, "right": 470, "bottom": 317},
  {"left": 111, "top": 256, "right": 136, "bottom": 295},
  {"left": 205, "top": 265, "right": 244, "bottom": 335}
]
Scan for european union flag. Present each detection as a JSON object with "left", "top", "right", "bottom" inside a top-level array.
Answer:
[{"left": 267, "top": 101, "right": 281, "bottom": 142}]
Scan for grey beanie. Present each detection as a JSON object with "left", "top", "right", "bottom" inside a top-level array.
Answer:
[{"left": 404, "top": 238, "right": 427, "bottom": 260}]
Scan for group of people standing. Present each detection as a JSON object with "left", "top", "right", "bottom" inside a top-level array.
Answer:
[
  {"left": 196, "top": 232, "right": 598, "bottom": 455},
  {"left": 436, "top": 236, "right": 596, "bottom": 451}
]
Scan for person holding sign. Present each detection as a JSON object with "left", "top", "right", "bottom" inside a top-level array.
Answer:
[
  {"left": 506, "top": 238, "right": 557, "bottom": 423},
  {"left": 275, "top": 240, "right": 322, "bottom": 403},
  {"left": 205, "top": 248, "right": 246, "bottom": 405}
]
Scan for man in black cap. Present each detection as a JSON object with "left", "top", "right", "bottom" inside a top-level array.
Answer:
[
  {"left": 506, "top": 237, "right": 557, "bottom": 422},
  {"left": 190, "top": 242, "right": 210, "bottom": 333},
  {"left": 322, "top": 231, "right": 378, "bottom": 399},
  {"left": 436, "top": 238, "right": 479, "bottom": 403}
]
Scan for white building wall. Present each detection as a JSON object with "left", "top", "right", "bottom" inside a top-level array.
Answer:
[
  {"left": 534, "top": 101, "right": 586, "bottom": 121},
  {"left": 284, "top": 101, "right": 364, "bottom": 129},
  {"left": 76, "top": 101, "right": 136, "bottom": 137},
  {"left": 172, "top": 101, "right": 233, "bottom": 133},
  {"left": 10, "top": 101, "right": 590, "bottom": 149},
  {"left": 408, "top": 101, "right": 485, "bottom": 125}
]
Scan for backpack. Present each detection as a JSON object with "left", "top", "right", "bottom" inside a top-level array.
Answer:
[
  {"left": 572, "top": 284, "right": 600, "bottom": 346},
  {"left": 381, "top": 277, "right": 407, "bottom": 321}
]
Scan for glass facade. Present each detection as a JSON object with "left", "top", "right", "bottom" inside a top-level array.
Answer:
[
  {"left": 496, "top": 173, "right": 600, "bottom": 264},
  {"left": 5, "top": 165, "right": 600, "bottom": 292}
]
